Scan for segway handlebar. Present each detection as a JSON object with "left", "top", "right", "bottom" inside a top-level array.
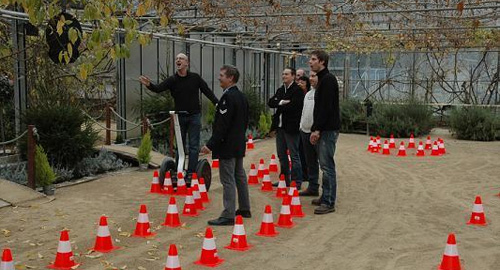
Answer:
[{"left": 169, "top": 111, "right": 189, "bottom": 115}]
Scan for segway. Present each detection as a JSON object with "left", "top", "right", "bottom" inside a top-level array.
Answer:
[{"left": 158, "top": 111, "right": 212, "bottom": 191}]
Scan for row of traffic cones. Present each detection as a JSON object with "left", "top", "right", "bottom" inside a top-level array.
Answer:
[
  {"left": 150, "top": 171, "right": 209, "bottom": 199},
  {"left": 369, "top": 139, "right": 446, "bottom": 156}
]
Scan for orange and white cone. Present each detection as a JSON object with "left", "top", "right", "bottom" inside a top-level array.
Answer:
[
  {"left": 225, "top": 215, "right": 252, "bottom": 251},
  {"left": 163, "top": 171, "right": 174, "bottom": 195},
  {"left": 132, "top": 204, "right": 156, "bottom": 238},
  {"left": 247, "top": 164, "right": 259, "bottom": 185},
  {"left": 246, "top": 134, "right": 254, "bottom": 150},
  {"left": 192, "top": 184, "right": 205, "bottom": 211},
  {"left": 288, "top": 181, "right": 297, "bottom": 196},
  {"left": 276, "top": 196, "right": 294, "bottom": 228},
  {"left": 275, "top": 174, "right": 287, "bottom": 197},
  {"left": 376, "top": 135, "right": 381, "bottom": 148},
  {"left": 150, "top": 170, "right": 162, "bottom": 194},
  {"left": 371, "top": 139, "right": 379, "bottom": 153},
  {"left": 256, "top": 205, "right": 279, "bottom": 237},
  {"left": 467, "top": 195, "right": 487, "bottom": 226},
  {"left": 431, "top": 141, "right": 440, "bottom": 156},
  {"left": 438, "top": 233, "right": 462, "bottom": 270},
  {"left": 182, "top": 188, "right": 198, "bottom": 217},
  {"left": 408, "top": 133, "right": 415, "bottom": 148},
  {"left": 389, "top": 134, "right": 396, "bottom": 148},
  {"left": 425, "top": 136, "right": 432, "bottom": 150},
  {"left": 416, "top": 141, "right": 425, "bottom": 157},
  {"left": 176, "top": 172, "right": 187, "bottom": 196},
  {"left": 211, "top": 159, "right": 219, "bottom": 168},
  {"left": 162, "top": 197, "right": 182, "bottom": 227},
  {"left": 367, "top": 136, "right": 374, "bottom": 151},
  {"left": 439, "top": 138, "right": 446, "bottom": 155},
  {"left": 1, "top": 248, "right": 14, "bottom": 270},
  {"left": 290, "top": 189, "right": 305, "bottom": 218},
  {"left": 47, "top": 230, "right": 79, "bottom": 270},
  {"left": 382, "top": 140, "right": 390, "bottom": 155},
  {"left": 199, "top": 177, "right": 210, "bottom": 203},
  {"left": 261, "top": 169, "right": 273, "bottom": 192},
  {"left": 194, "top": 227, "right": 224, "bottom": 267},
  {"left": 190, "top": 172, "right": 199, "bottom": 188},
  {"left": 257, "top": 159, "right": 265, "bottom": 179},
  {"left": 91, "top": 216, "right": 120, "bottom": 253},
  {"left": 269, "top": 154, "right": 278, "bottom": 172},
  {"left": 397, "top": 141, "right": 407, "bottom": 157},
  {"left": 164, "top": 244, "right": 181, "bottom": 270}
]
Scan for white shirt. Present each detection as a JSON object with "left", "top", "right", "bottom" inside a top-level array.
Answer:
[{"left": 299, "top": 88, "right": 316, "bottom": 133}]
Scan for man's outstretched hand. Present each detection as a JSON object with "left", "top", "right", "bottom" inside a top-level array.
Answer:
[
  {"left": 201, "top": 145, "right": 211, "bottom": 154},
  {"left": 139, "top": 75, "right": 151, "bottom": 87}
]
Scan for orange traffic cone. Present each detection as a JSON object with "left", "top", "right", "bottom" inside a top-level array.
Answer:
[
  {"left": 246, "top": 134, "right": 254, "bottom": 150},
  {"left": 408, "top": 133, "right": 415, "bottom": 148},
  {"left": 191, "top": 172, "right": 199, "bottom": 188},
  {"left": 192, "top": 184, "right": 205, "bottom": 210},
  {"left": 176, "top": 172, "right": 187, "bottom": 196},
  {"left": 467, "top": 195, "right": 487, "bottom": 226},
  {"left": 257, "top": 159, "right": 265, "bottom": 179},
  {"left": 431, "top": 141, "right": 440, "bottom": 156},
  {"left": 194, "top": 227, "right": 224, "bottom": 267},
  {"left": 247, "top": 164, "right": 259, "bottom": 185},
  {"left": 276, "top": 196, "right": 294, "bottom": 228},
  {"left": 163, "top": 171, "right": 174, "bottom": 195},
  {"left": 416, "top": 141, "right": 425, "bottom": 157},
  {"left": 256, "top": 205, "right": 279, "bottom": 237},
  {"left": 397, "top": 141, "right": 407, "bottom": 157},
  {"left": 389, "top": 134, "right": 396, "bottom": 148},
  {"left": 91, "top": 216, "right": 120, "bottom": 253},
  {"left": 1, "top": 248, "right": 14, "bottom": 270},
  {"left": 376, "top": 135, "right": 381, "bottom": 148},
  {"left": 438, "top": 233, "right": 462, "bottom": 270},
  {"left": 225, "top": 215, "right": 252, "bottom": 251},
  {"left": 439, "top": 138, "right": 446, "bottom": 155},
  {"left": 261, "top": 169, "right": 273, "bottom": 192},
  {"left": 288, "top": 181, "right": 297, "bottom": 196},
  {"left": 47, "top": 230, "right": 79, "bottom": 270},
  {"left": 211, "top": 159, "right": 219, "bottom": 168},
  {"left": 162, "top": 197, "right": 182, "bottom": 227},
  {"left": 371, "top": 139, "right": 379, "bottom": 153},
  {"left": 367, "top": 136, "right": 374, "bottom": 151},
  {"left": 290, "top": 189, "right": 305, "bottom": 218},
  {"left": 425, "top": 136, "right": 432, "bottom": 150},
  {"left": 182, "top": 188, "right": 198, "bottom": 217},
  {"left": 382, "top": 140, "right": 390, "bottom": 155},
  {"left": 164, "top": 244, "right": 181, "bottom": 270},
  {"left": 269, "top": 154, "right": 278, "bottom": 172},
  {"left": 150, "top": 170, "right": 162, "bottom": 194},
  {"left": 132, "top": 204, "right": 156, "bottom": 238},
  {"left": 276, "top": 174, "right": 287, "bottom": 197},
  {"left": 199, "top": 177, "right": 210, "bottom": 203}
]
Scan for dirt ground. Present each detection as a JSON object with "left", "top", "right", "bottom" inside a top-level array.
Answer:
[{"left": 1, "top": 130, "right": 500, "bottom": 270}]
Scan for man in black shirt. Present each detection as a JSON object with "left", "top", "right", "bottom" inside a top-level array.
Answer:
[{"left": 139, "top": 53, "right": 219, "bottom": 176}]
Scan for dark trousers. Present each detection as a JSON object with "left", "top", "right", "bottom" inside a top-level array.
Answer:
[
  {"left": 276, "top": 128, "right": 303, "bottom": 187},
  {"left": 300, "top": 131, "right": 319, "bottom": 192},
  {"left": 219, "top": 157, "right": 251, "bottom": 219},
  {"left": 178, "top": 113, "right": 201, "bottom": 173}
]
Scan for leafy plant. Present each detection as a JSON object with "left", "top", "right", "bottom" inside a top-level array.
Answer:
[
  {"left": 137, "top": 131, "right": 152, "bottom": 164},
  {"left": 340, "top": 98, "right": 366, "bottom": 133},
  {"left": 242, "top": 77, "right": 266, "bottom": 129},
  {"left": 35, "top": 145, "right": 56, "bottom": 187},
  {"left": 449, "top": 106, "right": 499, "bottom": 141},
  {"left": 205, "top": 102, "right": 216, "bottom": 126},
  {"left": 258, "top": 111, "right": 272, "bottom": 138},
  {"left": 75, "top": 148, "right": 129, "bottom": 177}
]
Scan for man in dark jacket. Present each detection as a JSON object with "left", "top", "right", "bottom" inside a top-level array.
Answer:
[
  {"left": 268, "top": 67, "right": 305, "bottom": 189},
  {"left": 201, "top": 65, "right": 250, "bottom": 226},
  {"left": 308, "top": 50, "right": 341, "bottom": 215},
  {"left": 139, "top": 53, "right": 218, "bottom": 177}
]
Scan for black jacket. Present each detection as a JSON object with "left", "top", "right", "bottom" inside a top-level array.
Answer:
[
  {"left": 312, "top": 68, "right": 341, "bottom": 132},
  {"left": 206, "top": 86, "right": 249, "bottom": 159},
  {"left": 268, "top": 82, "right": 304, "bottom": 134}
]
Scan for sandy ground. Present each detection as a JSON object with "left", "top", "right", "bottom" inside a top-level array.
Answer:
[{"left": 1, "top": 129, "right": 500, "bottom": 270}]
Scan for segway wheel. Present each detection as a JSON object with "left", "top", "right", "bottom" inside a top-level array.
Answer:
[
  {"left": 196, "top": 159, "right": 212, "bottom": 191},
  {"left": 159, "top": 157, "right": 176, "bottom": 187}
]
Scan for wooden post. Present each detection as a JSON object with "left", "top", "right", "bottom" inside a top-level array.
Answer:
[
  {"left": 142, "top": 117, "right": 148, "bottom": 135},
  {"left": 27, "top": 125, "right": 35, "bottom": 189},
  {"left": 105, "top": 104, "right": 111, "bottom": 145}
]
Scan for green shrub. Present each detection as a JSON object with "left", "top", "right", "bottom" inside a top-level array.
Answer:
[
  {"left": 340, "top": 98, "right": 365, "bottom": 133},
  {"left": 368, "top": 99, "right": 434, "bottom": 138},
  {"left": 449, "top": 106, "right": 499, "bottom": 141},
  {"left": 137, "top": 131, "right": 152, "bottom": 164},
  {"left": 0, "top": 76, "right": 15, "bottom": 141},
  {"left": 35, "top": 145, "right": 56, "bottom": 187},
  {"left": 258, "top": 111, "right": 272, "bottom": 138},
  {"left": 205, "top": 102, "right": 216, "bottom": 126},
  {"left": 242, "top": 86, "right": 266, "bottom": 129}
]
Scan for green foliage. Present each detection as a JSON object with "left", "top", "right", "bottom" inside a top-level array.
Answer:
[
  {"left": 368, "top": 99, "right": 434, "bottom": 138},
  {"left": 258, "top": 111, "right": 272, "bottom": 138},
  {"left": 137, "top": 131, "right": 152, "bottom": 164},
  {"left": 35, "top": 145, "right": 56, "bottom": 187},
  {"left": 205, "top": 102, "right": 216, "bottom": 126},
  {"left": 340, "top": 98, "right": 366, "bottom": 133},
  {"left": 0, "top": 76, "right": 15, "bottom": 141},
  {"left": 75, "top": 148, "right": 130, "bottom": 178},
  {"left": 449, "top": 107, "right": 499, "bottom": 141},
  {"left": 242, "top": 82, "right": 266, "bottom": 129}
]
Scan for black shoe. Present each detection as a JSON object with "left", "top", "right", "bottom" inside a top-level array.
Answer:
[
  {"left": 314, "top": 204, "right": 335, "bottom": 215},
  {"left": 311, "top": 198, "right": 321, "bottom": 206},
  {"left": 299, "top": 189, "right": 319, "bottom": 197},
  {"left": 207, "top": 217, "right": 234, "bottom": 226},
  {"left": 235, "top": 209, "right": 252, "bottom": 218}
]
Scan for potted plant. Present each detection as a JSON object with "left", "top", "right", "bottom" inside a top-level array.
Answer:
[
  {"left": 35, "top": 145, "right": 56, "bottom": 195},
  {"left": 137, "top": 131, "right": 152, "bottom": 170}
]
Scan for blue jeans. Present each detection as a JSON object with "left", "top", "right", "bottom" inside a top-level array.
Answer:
[
  {"left": 300, "top": 131, "right": 319, "bottom": 192},
  {"left": 178, "top": 113, "right": 201, "bottom": 173},
  {"left": 276, "top": 128, "right": 303, "bottom": 187},
  {"left": 318, "top": 131, "right": 339, "bottom": 207}
]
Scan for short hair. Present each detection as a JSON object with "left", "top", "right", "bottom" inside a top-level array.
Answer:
[
  {"left": 311, "top": 50, "right": 329, "bottom": 67},
  {"left": 221, "top": 65, "right": 240, "bottom": 83},
  {"left": 284, "top": 67, "right": 296, "bottom": 76},
  {"left": 297, "top": 75, "right": 311, "bottom": 91}
]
